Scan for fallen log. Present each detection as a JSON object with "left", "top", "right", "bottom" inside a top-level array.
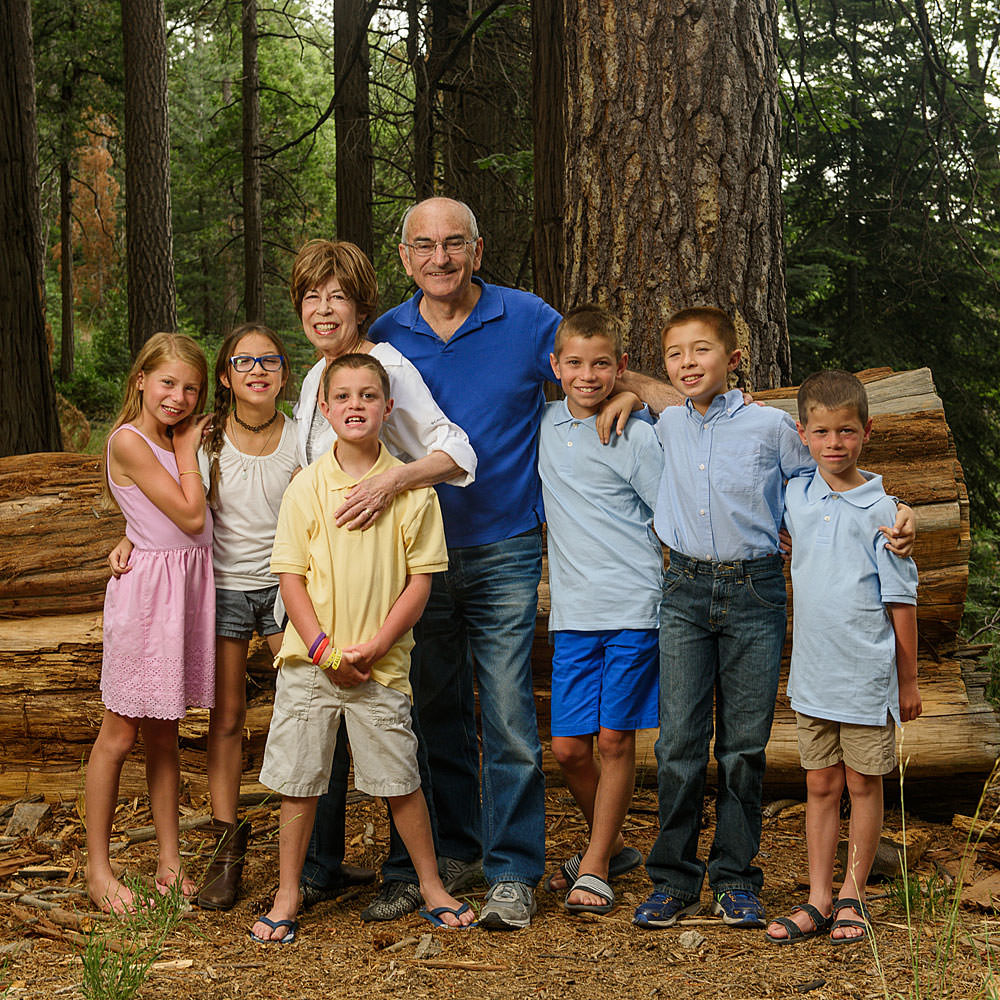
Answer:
[{"left": 0, "top": 367, "right": 991, "bottom": 802}]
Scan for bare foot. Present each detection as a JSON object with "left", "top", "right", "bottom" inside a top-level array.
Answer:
[
  {"left": 420, "top": 884, "right": 476, "bottom": 928},
  {"left": 89, "top": 873, "right": 147, "bottom": 916},
  {"left": 155, "top": 865, "right": 197, "bottom": 898}
]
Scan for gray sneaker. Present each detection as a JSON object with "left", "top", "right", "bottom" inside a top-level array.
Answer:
[
  {"left": 360, "top": 880, "right": 422, "bottom": 922},
  {"left": 439, "top": 856, "right": 483, "bottom": 894},
  {"left": 479, "top": 881, "right": 536, "bottom": 930}
]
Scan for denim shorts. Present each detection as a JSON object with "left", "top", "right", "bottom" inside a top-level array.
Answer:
[
  {"left": 550, "top": 628, "right": 660, "bottom": 736},
  {"left": 216, "top": 585, "right": 282, "bottom": 640}
]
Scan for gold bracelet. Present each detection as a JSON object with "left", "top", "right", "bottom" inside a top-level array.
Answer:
[{"left": 179, "top": 470, "right": 203, "bottom": 477}]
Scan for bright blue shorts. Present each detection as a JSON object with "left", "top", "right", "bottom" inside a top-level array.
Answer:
[{"left": 550, "top": 628, "right": 659, "bottom": 736}]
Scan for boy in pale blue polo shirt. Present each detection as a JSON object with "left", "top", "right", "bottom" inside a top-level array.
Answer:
[
  {"left": 630, "top": 308, "right": 916, "bottom": 932},
  {"left": 538, "top": 306, "right": 663, "bottom": 916},
  {"left": 765, "top": 370, "right": 918, "bottom": 947}
]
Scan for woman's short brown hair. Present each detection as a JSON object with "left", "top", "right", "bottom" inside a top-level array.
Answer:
[{"left": 288, "top": 239, "right": 379, "bottom": 326}]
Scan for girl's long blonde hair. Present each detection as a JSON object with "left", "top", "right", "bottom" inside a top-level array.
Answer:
[
  {"left": 204, "top": 323, "right": 291, "bottom": 507},
  {"left": 102, "top": 332, "right": 209, "bottom": 508}
]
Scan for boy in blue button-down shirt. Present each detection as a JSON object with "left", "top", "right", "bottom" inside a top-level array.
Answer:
[
  {"left": 539, "top": 306, "right": 663, "bottom": 916},
  {"left": 765, "top": 370, "right": 919, "bottom": 947},
  {"left": 629, "top": 309, "right": 915, "bottom": 932}
]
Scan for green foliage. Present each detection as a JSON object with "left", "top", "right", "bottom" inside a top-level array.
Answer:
[
  {"left": 962, "top": 529, "right": 1000, "bottom": 708},
  {"left": 780, "top": 0, "right": 1000, "bottom": 530},
  {"left": 79, "top": 877, "right": 187, "bottom": 1000}
]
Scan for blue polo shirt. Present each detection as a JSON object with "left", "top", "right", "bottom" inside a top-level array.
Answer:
[
  {"left": 653, "top": 389, "right": 813, "bottom": 561},
  {"left": 369, "top": 279, "right": 561, "bottom": 548},
  {"left": 538, "top": 400, "right": 664, "bottom": 631},
  {"left": 784, "top": 469, "right": 918, "bottom": 726}
]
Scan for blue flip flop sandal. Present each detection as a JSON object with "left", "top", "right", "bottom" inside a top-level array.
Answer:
[
  {"left": 249, "top": 915, "right": 298, "bottom": 944},
  {"left": 418, "top": 902, "right": 477, "bottom": 929}
]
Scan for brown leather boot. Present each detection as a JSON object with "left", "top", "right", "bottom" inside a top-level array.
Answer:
[{"left": 196, "top": 818, "right": 250, "bottom": 910}]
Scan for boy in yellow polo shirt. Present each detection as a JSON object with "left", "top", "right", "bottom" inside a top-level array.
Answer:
[{"left": 250, "top": 354, "right": 474, "bottom": 942}]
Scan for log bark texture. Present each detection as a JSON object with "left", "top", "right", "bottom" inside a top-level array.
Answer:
[{"left": 0, "top": 369, "right": 989, "bottom": 800}]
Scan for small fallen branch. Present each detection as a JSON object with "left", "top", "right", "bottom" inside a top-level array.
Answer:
[
  {"left": 408, "top": 959, "right": 507, "bottom": 971},
  {"left": 126, "top": 813, "right": 212, "bottom": 844}
]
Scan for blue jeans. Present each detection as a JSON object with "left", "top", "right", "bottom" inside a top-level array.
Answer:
[
  {"left": 383, "top": 528, "right": 547, "bottom": 887},
  {"left": 645, "top": 551, "right": 787, "bottom": 901},
  {"left": 300, "top": 724, "right": 349, "bottom": 891}
]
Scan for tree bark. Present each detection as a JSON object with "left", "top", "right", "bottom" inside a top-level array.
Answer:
[
  {"left": 121, "top": 0, "right": 177, "bottom": 356},
  {"left": 334, "top": 0, "right": 374, "bottom": 258},
  {"left": 408, "top": 0, "right": 434, "bottom": 199},
  {"left": 560, "top": 0, "right": 789, "bottom": 389},
  {"left": 59, "top": 154, "right": 75, "bottom": 382},
  {"left": 242, "top": 0, "right": 264, "bottom": 322},
  {"left": 0, "top": 0, "right": 62, "bottom": 455},
  {"left": 532, "top": 0, "right": 564, "bottom": 310}
]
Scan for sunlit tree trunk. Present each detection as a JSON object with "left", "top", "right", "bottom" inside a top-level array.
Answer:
[
  {"left": 121, "top": 0, "right": 177, "bottom": 355},
  {"left": 0, "top": 0, "right": 62, "bottom": 453},
  {"left": 560, "top": 0, "right": 789, "bottom": 389}
]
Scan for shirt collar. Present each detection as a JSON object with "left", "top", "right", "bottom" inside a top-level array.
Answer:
[
  {"left": 400, "top": 277, "right": 499, "bottom": 337},
  {"left": 322, "top": 441, "right": 394, "bottom": 491},
  {"left": 685, "top": 387, "right": 746, "bottom": 421},
  {"left": 805, "top": 468, "right": 885, "bottom": 508},
  {"left": 551, "top": 398, "right": 599, "bottom": 427}
]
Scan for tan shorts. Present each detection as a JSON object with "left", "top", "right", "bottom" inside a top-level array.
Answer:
[
  {"left": 795, "top": 712, "right": 897, "bottom": 776},
  {"left": 259, "top": 660, "right": 420, "bottom": 798}
]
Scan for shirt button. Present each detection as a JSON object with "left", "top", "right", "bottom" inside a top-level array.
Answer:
[
  {"left": 699, "top": 464, "right": 705, "bottom": 470},
  {"left": 706, "top": 553, "right": 712, "bottom": 560},
  {"left": 567, "top": 441, "right": 573, "bottom": 448},
  {"left": 699, "top": 509, "right": 706, "bottom": 516},
  {"left": 824, "top": 515, "right": 831, "bottom": 521}
]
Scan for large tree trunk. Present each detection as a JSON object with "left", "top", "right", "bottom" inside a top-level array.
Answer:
[
  {"left": 121, "top": 0, "right": 177, "bottom": 356},
  {"left": 560, "top": 0, "right": 789, "bottom": 389},
  {"left": 242, "top": 0, "right": 264, "bottom": 322},
  {"left": 0, "top": 0, "right": 62, "bottom": 455},
  {"left": 334, "top": 0, "right": 374, "bottom": 258},
  {"left": 59, "top": 153, "right": 74, "bottom": 382}
]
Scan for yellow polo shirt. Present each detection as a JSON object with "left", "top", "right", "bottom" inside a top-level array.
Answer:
[{"left": 270, "top": 443, "right": 448, "bottom": 697}]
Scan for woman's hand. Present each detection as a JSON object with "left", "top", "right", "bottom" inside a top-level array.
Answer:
[
  {"left": 108, "top": 536, "right": 134, "bottom": 578},
  {"left": 335, "top": 469, "right": 400, "bottom": 530}
]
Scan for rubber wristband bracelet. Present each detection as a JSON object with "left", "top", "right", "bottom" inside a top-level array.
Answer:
[
  {"left": 311, "top": 636, "right": 330, "bottom": 665},
  {"left": 308, "top": 632, "right": 326, "bottom": 659},
  {"left": 312, "top": 637, "right": 329, "bottom": 665},
  {"left": 320, "top": 647, "right": 343, "bottom": 672}
]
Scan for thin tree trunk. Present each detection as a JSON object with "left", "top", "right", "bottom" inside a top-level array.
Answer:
[
  {"left": 121, "top": 0, "right": 177, "bottom": 356},
  {"left": 59, "top": 154, "right": 74, "bottom": 381},
  {"left": 242, "top": 0, "right": 264, "bottom": 322},
  {"left": 0, "top": 0, "right": 62, "bottom": 455},
  {"left": 409, "top": 0, "right": 433, "bottom": 199},
  {"left": 334, "top": 0, "right": 374, "bottom": 258},
  {"left": 532, "top": 0, "right": 564, "bottom": 310},
  {"left": 561, "top": 0, "right": 789, "bottom": 389}
]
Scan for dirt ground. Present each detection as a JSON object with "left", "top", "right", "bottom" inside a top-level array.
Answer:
[{"left": 2, "top": 784, "right": 999, "bottom": 1000}]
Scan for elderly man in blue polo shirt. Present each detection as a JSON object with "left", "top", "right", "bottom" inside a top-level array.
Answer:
[{"left": 355, "top": 196, "right": 561, "bottom": 929}]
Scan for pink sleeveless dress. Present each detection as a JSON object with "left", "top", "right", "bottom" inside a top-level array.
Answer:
[{"left": 101, "top": 424, "right": 216, "bottom": 719}]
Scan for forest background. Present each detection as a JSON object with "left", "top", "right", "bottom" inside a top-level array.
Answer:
[{"left": 3, "top": 1, "right": 1000, "bottom": 550}]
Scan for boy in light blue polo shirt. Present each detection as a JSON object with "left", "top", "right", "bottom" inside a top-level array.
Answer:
[
  {"left": 765, "top": 370, "right": 918, "bottom": 947},
  {"left": 538, "top": 305, "right": 663, "bottom": 916},
  {"left": 630, "top": 308, "right": 916, "bottom": 932}
]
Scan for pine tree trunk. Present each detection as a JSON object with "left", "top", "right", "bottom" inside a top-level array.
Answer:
[
  {"left": 121, "top": 0, "right": 177, "bottom": 356},
  {"left": 242, "top": 0, "right": 264, "bottom": 322},
  {"left": 0, "top": 0, "right": 63, "bottom": 455},
  {"left": 59, "top": 155, "right": 75, "bottom": 382},
  {"left": 561, "top": 0, "right": 789, "bottom": 389},
  {"left": 334, "top": 0, "right": 374, "bottom": 258}
]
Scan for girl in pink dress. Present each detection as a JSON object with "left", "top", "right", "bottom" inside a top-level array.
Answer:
[{"left": 86, "top": 332, "right": 215, "bottom": 915}]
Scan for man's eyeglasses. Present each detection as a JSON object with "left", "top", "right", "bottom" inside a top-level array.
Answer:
[
  {"left": 230, "top": 354, "right": 284, "bottom": 373},
  {"left": 402, "top": 238, "right": 477, "bottom": 258}
]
